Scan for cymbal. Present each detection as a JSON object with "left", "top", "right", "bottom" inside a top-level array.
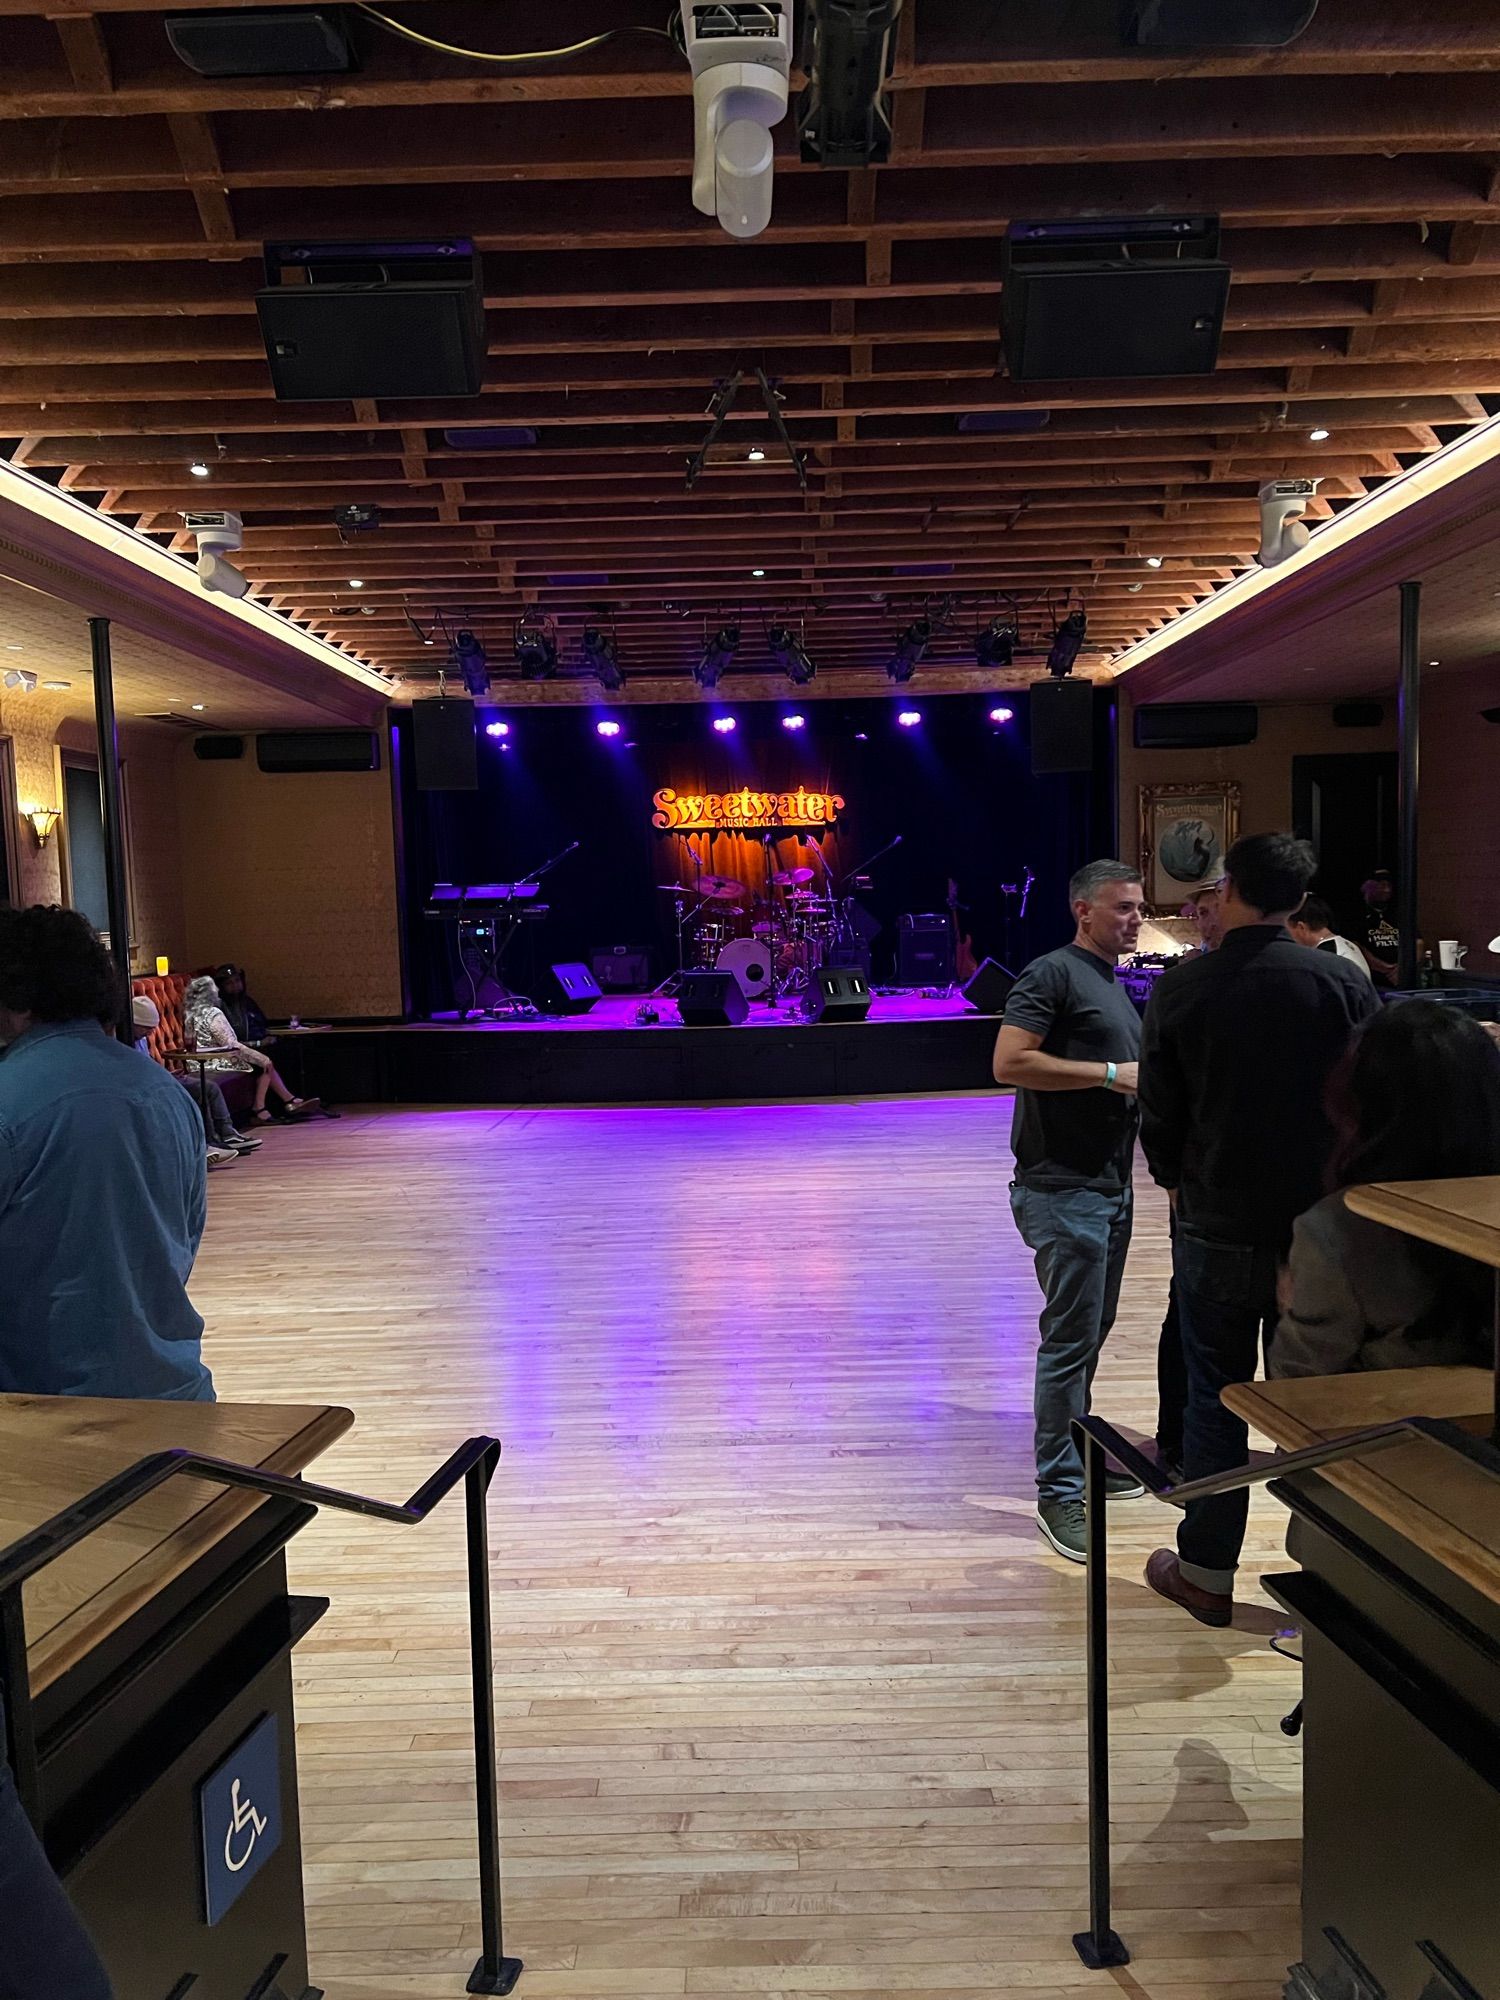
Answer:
[
  {"left": 772, "top": 866, "right": 815, "bottom": 886},
  {"left": 657, "top": 882, "right": 698, "bottom": 893},
  {"left": 700, "top": 873, "right": 746, "bottom": 900}
]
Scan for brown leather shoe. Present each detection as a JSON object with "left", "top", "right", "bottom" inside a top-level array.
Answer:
[{"left": 1145, "top": 1548, "right": 1232, "bottom": 1628}]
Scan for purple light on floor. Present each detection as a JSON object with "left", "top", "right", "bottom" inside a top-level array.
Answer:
[
  {"left": 782, "top": 713, "right": 806, "bottom": 731},
  {"left": 989, "top": 705, "right": 1015, "bottom": 724},
  {"left": 485, "top": 719, "right": 509, "bottom": 738},
  {"left": 712, "top": 715, "right": 737, "bottom": 734},
  {"left": 596, "top": 718, "right": 622, "bottom": 737},
  {"left": 896, "top": 709, "right": 922, "bottom": 728}
]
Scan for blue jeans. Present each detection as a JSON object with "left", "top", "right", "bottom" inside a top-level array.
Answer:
[
  {"left": 0, "top": 1718, "right": 113, "bottom": 2000},
  {"left": 1010, "top": 1182, "right": 1133, "bottom": 1504},
  {"left": 1173, "top": 1228, "right": 1281, "bottom": 1593}
]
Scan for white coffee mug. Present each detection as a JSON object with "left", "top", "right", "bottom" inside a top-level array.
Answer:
[{"left": 1438, "top": 940, "right": 1468, "bottom": 971}]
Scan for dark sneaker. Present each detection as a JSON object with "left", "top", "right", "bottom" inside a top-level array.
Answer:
[
  {"left": 1145, "top": 1548, "right": 1232, "bottom": 1628},
  {"left": 230, "top": 1130, "right": 263, "bottom": 1150},
  {"left": 1105, "top": 1468, "right": 1146, "bottom": 1500},
  {"left": 1037, "top": 1498, "right": 1087, "bottom": 1564}
]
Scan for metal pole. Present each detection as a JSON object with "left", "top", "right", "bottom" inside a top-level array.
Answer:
[
  {"left": 464, "top": 1445, "right": 522, "bottom": 1996},
  {"left": 1396, "top": 581, "right": 1421, "bottom": 990},
  {"left": 88, "top": 616, "right": 133, "bottom": 1036},
  {"left": 1072, "top": 1429, "right": 1129, "bottom": 1969},
  {"left": 1492, "top": 1268, "right": 1499, "bottom": 1453},
  {"left": 0, "top": 1587, "right": 40, "bottom": 1826}
]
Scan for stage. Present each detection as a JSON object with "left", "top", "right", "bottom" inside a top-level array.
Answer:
[{"left": 277, "top": 990, "right": 999, "bottom": 1106}]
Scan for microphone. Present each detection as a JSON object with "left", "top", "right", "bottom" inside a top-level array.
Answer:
[{"left": 891, "top": 833, "right": 904, "bottom": 847}]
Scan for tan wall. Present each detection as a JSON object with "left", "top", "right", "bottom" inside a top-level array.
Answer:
[
  {"left": 1117, "top": 693, "right": 1398, "bottom": 875},
  {"left": 1416, "top": 664, "right": 1500, "bottom": 970},
  {"left": 176, "top": 740, "right": 402, "bottom": 1018}
]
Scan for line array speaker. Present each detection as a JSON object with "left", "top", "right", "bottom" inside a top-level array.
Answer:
[
  {"left": 411, "top": 699, "right": 478, "bottom": 792},
  {"left": 1029, "top": 678, "right": 1095, "bottom": 775},
  {"left": 675, "top": 971, "right": 749, "bottom": 1027}
]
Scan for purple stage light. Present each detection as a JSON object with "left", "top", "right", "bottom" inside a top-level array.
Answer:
[
  {"left": 712, "top": 715, "right": 737, "bottom": 734},
  {"left": 484, "top": 719, "right": 509, "bottom": 738},
  {"left": 782, "top": 713, "right": 806, "bottom": 731},
  {"left": 896, "top": 709, "right": 922, "bottom": 728},
  {"left": 989, "top": 705, "right": 1014, "bottom": 724},
  {"left": 596, "top": 718, "right": 622, "bottom": 737}
]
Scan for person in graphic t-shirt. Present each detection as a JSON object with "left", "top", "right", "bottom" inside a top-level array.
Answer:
[
  {"left": 1356, "top": 869, "right": 1401, "bottom": 986},
  {"left": 1288, "top": 895, "right": 1372, "bottom": 979},
  {"left": 992, "top": 860, "right": 1149, "bottom": 1565}
]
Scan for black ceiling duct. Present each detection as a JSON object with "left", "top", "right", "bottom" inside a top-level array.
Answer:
[
  {"left": 1123, "top": 1, "right": 1319, "bottom": 47},
  {"left": 166, "top": 8, "right": 357, "bottom": 76}
]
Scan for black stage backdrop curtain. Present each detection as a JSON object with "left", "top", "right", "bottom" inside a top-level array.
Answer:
[{"left": 394, "top": 689, "right": 1115, "bottom": 1017}]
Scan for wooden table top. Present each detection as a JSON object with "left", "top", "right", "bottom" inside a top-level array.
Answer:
[
  {"left": 1226, "top": 1366, "right": 1500, "bottom": 1606},
  {"left": 0, "top": 1395, "right": 353, "bottom": 1692},
  {"left": 1344, "top": 1175, "right": 1500, "bottom": 1270}
]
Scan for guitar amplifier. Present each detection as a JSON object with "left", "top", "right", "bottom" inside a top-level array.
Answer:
[
  {"left": 590, "top": 945, "right": 652, "bottom": 991},
  {"left": 896, "top": 913, "right": 955, "bottom": 986}
]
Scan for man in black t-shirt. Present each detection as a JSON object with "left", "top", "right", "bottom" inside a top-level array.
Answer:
[
  {"left": 1356, "top": 868, "right": 1401, "bottom": 986},
  {"left": 994, "top": 860, "right": 1148, "bottom": 1563}
]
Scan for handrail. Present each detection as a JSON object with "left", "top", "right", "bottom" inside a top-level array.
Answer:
[
  {"left": 0, "top": 1436, "right": 523, "bottom": 1996},
  {"left": 1067, "top": 1407, "right": 1500, "bottom": 1978}
]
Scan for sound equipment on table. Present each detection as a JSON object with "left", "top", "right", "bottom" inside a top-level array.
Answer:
[
  {"left": 959, "top": 958, "right": 1016, "bottom": 1015},
  {"left": 412, "top": 698, "right": 478, "bottom": 791},
  {"left": 1029, "top": 678, "right": 1095, "bottom": 774}
]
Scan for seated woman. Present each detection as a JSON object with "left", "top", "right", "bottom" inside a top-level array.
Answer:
[
  {"left": 1272, "top": 1000, "right": 1500, "bottom": 1379},
  {"left": 183, "top": 974, "right": 318, "bottom": 1125},
  {"left": 132, "top": 992, "right": 258, "bottom": 1165}
]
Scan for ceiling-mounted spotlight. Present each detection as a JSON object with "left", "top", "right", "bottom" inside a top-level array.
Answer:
[
  {"left": 581, "top": 624, "right": 626, "bottom": 692},
  {"left": 182, "top": 509, "right": 250, "bottom": 600},
  {"left": 696, "top": 623, "right": 740, "bottom": 690},
  {"left": 885, "top": 616, "right": 931, "bottom": 685},
  {"left": 1257, "top": 477, "right": 1319, "bottom": 567},
  {"left": 189, "top": 460, "right": 211, "bottom": 479},
  {"left": 976, "top": 615, "right": 1017, "bottom": 670},
  {"left": 768, "top": 623, "right": 816, "bottom": 686},
  {"left": 796, "top": 0, "right": 901, "bottom": 166},
  {"left": 684, "top": 2, "right": 792, "bottom": 240},
  {"left": 452, "top": 628, "right": 491, "bottom": 697},
  {"left": 1144, "top": 554, "right": 1164, "bottom": 569},
  {"left": 514, "top": 617, "right": 558, "bottom": 682},
  {"left": 747, "top": 446, "right": 767, "bottom": 462},
  {"left": 333, "top": 501, "right": 382, "bottom": 537},
  {"left": 1047, "top": 607, "right": 1087, "bottom": 678}
]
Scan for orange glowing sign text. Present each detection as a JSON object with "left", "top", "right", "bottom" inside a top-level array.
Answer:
[{"left": 651, "top": 785, "right": 846, "bottom": 833}]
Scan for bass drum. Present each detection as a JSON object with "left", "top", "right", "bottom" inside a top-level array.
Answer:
[{"left": 716, "top": 936, "right": 774, "bottom": 1000}]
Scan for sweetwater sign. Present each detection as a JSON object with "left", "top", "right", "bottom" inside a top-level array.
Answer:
[{"left": 651, "top": 785, "right": 846, "bottom": 833}]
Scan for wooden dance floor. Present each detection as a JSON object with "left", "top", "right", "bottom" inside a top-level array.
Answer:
[{"left": 197, "top": 1096, "right": 1299, "bottom": 2000}]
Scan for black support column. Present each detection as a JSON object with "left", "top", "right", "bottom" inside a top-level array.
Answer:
[
  {"left": 1396, "top": 580, "right": 1421, "bottom": 991},
  {"left": 89, "top": 615, "right": 134, "bottom": 1034}
]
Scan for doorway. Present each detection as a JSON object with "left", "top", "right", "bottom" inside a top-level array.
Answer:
[{"left": 1291, "top": 751, "right": 1398, "bottom": 934}]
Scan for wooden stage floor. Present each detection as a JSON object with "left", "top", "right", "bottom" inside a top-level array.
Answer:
[{"left": 196, "top": 1095, "right": 1300, "bottom": 2000}]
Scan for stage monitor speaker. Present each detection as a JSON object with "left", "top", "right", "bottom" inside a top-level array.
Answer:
[
  {"left": 804, "top": 966, "right": 872, "bottom": 1024},
  {"left": 536, "top": 962, "right": 602, "bottom": 1015},
  {"left": 255, "top": 729, "right": 379, "bottom": 773},
  {"left": 675, "top": 970, "right": 749, "bottom": 1027},
  {"left": 166, "top": 8, "right": 357, "bottom": 75},
  {"left": 193, "top": 734, "right": 244, "bottom": 761},
  {"left": 1133, "top": 702, "right": 1258, "bottom": 751},
  {"left": 960, "top": 958, "right": 1016, "bottom": 1015},
  {"left": 1029, "top": 678, "right": 1095, "bottom": 774},
  {"left": 1001, "top": 218, "right": 1228, "bottom": 380},
  {"left": 412, "top": 699, "right": 477, "bottom": 791},
  {"left": 590, "top": 946, "right": 652, "bottom": 991},
  {"left": 257, "top": 240, "right": 486, "bottom": 401}
]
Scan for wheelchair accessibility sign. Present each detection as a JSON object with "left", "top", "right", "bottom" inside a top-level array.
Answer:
[{"left": 198, "top": 1713, "right": 283, "bottom": 1924}]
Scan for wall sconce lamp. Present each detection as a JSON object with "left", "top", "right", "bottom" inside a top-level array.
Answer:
[{"left": 22, "top": 803, "right": 59, "bottom": 848}]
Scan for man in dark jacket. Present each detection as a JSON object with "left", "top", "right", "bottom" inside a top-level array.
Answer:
[{"left": 1139, "top": 833, "right": 1380, "bottom": 1625}]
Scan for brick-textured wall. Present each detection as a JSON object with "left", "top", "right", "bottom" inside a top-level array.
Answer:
[
  {"left": 175, "top": 738, "right": 402, "bottom": 1018},
  {"left": 1417, "top": 664, "right": 1500, "bottom": 969}
]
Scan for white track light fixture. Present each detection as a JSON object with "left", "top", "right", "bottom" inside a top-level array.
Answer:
[
  {"left": 182, "top": 510, "right": 250, "bottom": 600},
  {"left": 684, "top": 4, "right": 792, "bottom": 240},
  {"left": 1257, "top": 478, "right": 1319, "bottom": 568}
]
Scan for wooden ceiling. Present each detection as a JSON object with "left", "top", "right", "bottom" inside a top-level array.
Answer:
[{"left": 5, "top": 0, "right": 1500, "bottom": 698}]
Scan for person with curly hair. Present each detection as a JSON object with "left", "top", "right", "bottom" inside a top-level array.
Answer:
[{"left": 0, "top": 905, "right": 212, "bottom": 1400}]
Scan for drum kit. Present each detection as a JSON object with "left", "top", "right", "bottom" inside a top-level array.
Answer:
[{"left": 657, "top": 855, "right": 861, "bottom": 1002}]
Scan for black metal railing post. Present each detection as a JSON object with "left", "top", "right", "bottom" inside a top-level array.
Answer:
[
  {"left": 0, "top": 1585, "right": 40, "bottom": 1822},
  {"left": 466, "top": 1441, "right": 522, "bottom": 1996},
  {"left": 1072, "top": 1430, "right": 1129, "bottom": 1970}
]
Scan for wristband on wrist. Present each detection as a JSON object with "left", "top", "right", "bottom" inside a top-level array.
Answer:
[{"left": 1102, "top": 1060, "right": 1117, "bottom": 1092}]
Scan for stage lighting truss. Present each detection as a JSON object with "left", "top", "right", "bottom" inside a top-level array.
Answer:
[
  {"left": 1047, "top": 605, "right": 1088, "bottom": 678},
  {"left": 581, "top": 623, "right": 626, "bottom": 691},
  {"left": 696, "top": 621, "right": 741, "bottom": 690},
  {"left": 767, "top": 621, "right": 816, "bottom": 686},
  {"left": 514, "top": 615, "right": 559, "bottom": 682},
  {"left": 685, "top": 368, "right": 808, "bottom": 493}
]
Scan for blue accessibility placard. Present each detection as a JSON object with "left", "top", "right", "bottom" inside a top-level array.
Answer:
[{"left": 198, "top": 1712, "right": 283, "bottom": 1926}]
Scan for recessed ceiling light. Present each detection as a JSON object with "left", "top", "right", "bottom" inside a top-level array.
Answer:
[
  {"left": 751, "top": 568, "right": 765, "bottom": 578},
  {"left": 1145, "top": 555, "right": 1164, "bottom": 569},
  {"left": 189, "top": 460, "right": 211, "bottom": 478},
  {"left": 1428, "top": 658, "right": 1440, "bottom": 666},
  {"left": 4, "top": 644, "right": 22, "bottom": 652},
  {"left": 348, "top": 578, "right": 364, "bottom": 589},
  {"left": 747, "top": 447, "right": 766, "bottom": 462},
  {"left": 1308, "top": 427, "right": 1331, "bottom": 442},
  {"left": 191, "top": 703, "right": 206, "bottom": 711},
  {"left": 41, "top": 679, "right": 71, "bottom": 691}
]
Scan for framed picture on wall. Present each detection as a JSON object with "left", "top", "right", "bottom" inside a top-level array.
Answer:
[{"left": 1137, "top": 781, "right": 1240, "bottom": 913}]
